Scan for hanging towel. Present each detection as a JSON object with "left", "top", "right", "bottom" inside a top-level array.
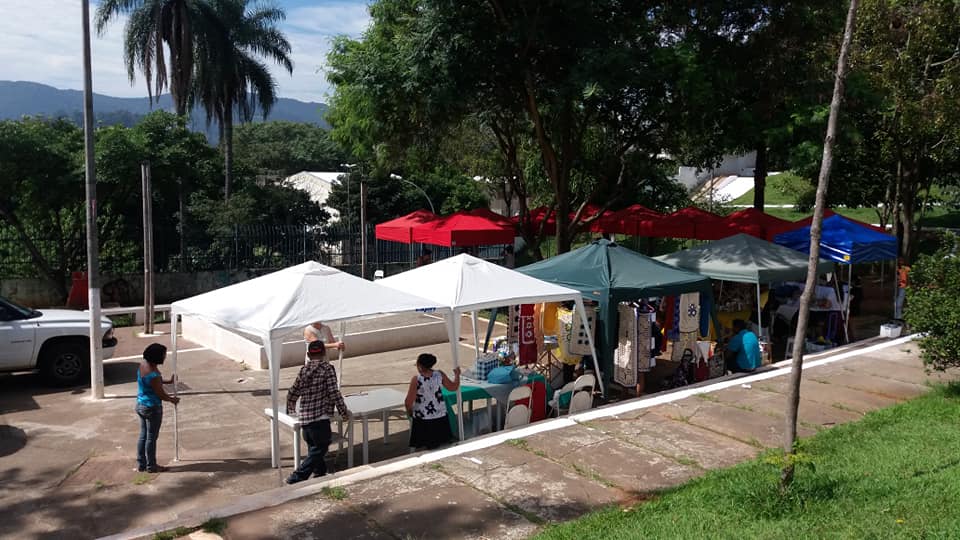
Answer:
[
  {"left": 679, "top": 293, "right": 701, "bottom": 333},
  {"left": 614, "top": 304, "right": 637, "bottom": 387},
  {"left": 507, "top": 304, "right": 520, "bottom": 343},
  {"left": 557, "top": 308, "right": 580, "bottom": 365},
  {"left": 569, "top": 304, "right": 596, "bottom": 356}
]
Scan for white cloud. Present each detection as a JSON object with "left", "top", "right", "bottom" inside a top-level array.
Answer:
[{"left": 0, "top": 0, "right": 371, "bottom": 103}]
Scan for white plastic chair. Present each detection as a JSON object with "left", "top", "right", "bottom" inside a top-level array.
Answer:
[
  {"left": 373, "top": 269, "right": 385, "bottom": 280},
  {"left": 567, "top": 390, "right": 593, "bottom": 414},
  {"left": 504, "top": 386, "right": 533, "bottom": 429},
  {"left": 548, "top": 374, "right": 596, "bottom": 416}
]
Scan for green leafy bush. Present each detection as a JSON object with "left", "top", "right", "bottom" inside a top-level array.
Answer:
[{"left": 906, "top": 234, "right": 960, "bottom": 371}]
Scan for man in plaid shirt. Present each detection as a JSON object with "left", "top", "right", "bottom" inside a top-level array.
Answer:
[{"left": 285, "top": 340, "right": 350, "bottom": 484}]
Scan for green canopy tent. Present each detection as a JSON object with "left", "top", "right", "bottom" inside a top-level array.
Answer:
[
  {"left": 517, "top": 239, "right": 714, "bottom": 388},
  {"left": 655, "top": 233, "right": 839, "bottom": 342}
]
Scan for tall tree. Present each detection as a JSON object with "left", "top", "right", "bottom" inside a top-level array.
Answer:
[
  {"left": 327, "top": 0, "right": 682, "bottom": 253},
  {"left": 667, "top": 1, "right": 846, "bottom": 210},
  {"left": 782, "top": 0, "right": 859, "bottom": 490},
  {"left": 193, "top": 0, "right": 293, "bottom": 200},
  {"left": 95, "top": 0, "right": 217, "bottom": 115}
]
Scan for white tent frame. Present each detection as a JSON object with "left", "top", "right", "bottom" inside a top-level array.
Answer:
[
  {"left": 167, "top": 264, "right": 450, "bottom": 469},
  {"left": 378, "top": 255, "right": 604, "bottom": 441}
]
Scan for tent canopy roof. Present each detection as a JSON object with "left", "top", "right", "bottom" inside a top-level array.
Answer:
[
  {"left": 656, "top": 233, "right": 834, "bottom": 284},
  {"left": 775, "top": 214, "right": 897, "bottom": 264},
  {"left": 171, "top": 261, "right": 447, "bottom": 341},
  {"left": 726, "top": 208, "right": 794, "bottom": 240},
  {"left": 411, "top": 208, "right": 515, "bottom": 247},
  {"left": 375, "top": 209, "right": 438, "bottom": 244},
  {"left": 517, "top": 239, "right": 712, "bottom": 303},
  {"left": 377, "top": 254, "right": 584, "bottom": 313}
]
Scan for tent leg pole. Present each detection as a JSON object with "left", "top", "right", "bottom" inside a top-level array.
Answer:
[
  {"left": 338, "top": 321, "right": 347, "bottom": 387},
  {"left": 575, "top": 298, "right": 604, "bottom": 396},
  {"left": 171, "top": 312, "right": 180, "bottom": 462},
  {"left": 448, "top": 314, "right": 465, "bottom": 441},
  {"left": 472, "top": 311, "right": 480, "bottom": 360},
  {"left": 267, "top": 338, "right": 282, "bottom": 469}
]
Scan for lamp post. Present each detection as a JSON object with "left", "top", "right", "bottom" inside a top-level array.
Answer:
[
  {"left": 81, "top": 0, "right": 103, "bottom": 399},
  {"left": 390, "top": 174, "right": 435, "bottom": 214},
  {"left": 341, "top": 163, "right": 367, "bottom": 278}
]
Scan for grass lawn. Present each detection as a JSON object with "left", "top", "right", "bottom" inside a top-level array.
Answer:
[{"left": 535, "top": 383, "right": 960, "bottom": 539}]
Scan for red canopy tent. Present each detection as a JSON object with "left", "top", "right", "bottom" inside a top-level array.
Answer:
[
  {"left": 375, "top": 209, "right": 439, "bottom": 243},
  {"left": 725, "top": 208, "right": 793, "bottom": 240},
  {"left": 412, "top": 208, "right": 516, "bottom": 247},
  {"left": 513, "top": 206, "right": 557, "bottom": 236},
  {"left": 659, "top": 206, "right": 716, "bottom": 239},
  {"left": 590, "top": 204, "right": 662, "bottom": 235}
]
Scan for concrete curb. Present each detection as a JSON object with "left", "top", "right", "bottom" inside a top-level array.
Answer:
[{"left": 98, "top": 334, "right": 917, "bottom": 540}]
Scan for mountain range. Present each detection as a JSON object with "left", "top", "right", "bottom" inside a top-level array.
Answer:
[{"left": 0, "top": 81, "right": 329, "bottom": 142}]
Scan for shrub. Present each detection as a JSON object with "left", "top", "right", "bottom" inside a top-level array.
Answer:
[{"left": 905, "top": 234, "right": 960, "bottom": 371}]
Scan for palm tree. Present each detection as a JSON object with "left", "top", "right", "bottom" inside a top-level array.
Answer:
[
  {"left": 95, "top": 0, "right": 216, "bottom": 115},
  {"left": 193, "top": 0, "right": 293, "bottom": 200}
]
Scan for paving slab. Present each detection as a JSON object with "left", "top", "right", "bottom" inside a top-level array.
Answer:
[
  {"left": 225, "top": 496, "right": 388, "bottom": 540},
  {"left": 753, "top": 378, "right": 898, "bottom": 414},
  {"left": 523, "top": 423, "right": 700, "bottom": 494},
  {"left": 804, "top": 370, "right": 928, "bottom": 401},
  {"left": 438, "top": 443, "right": 623, "bottom": 522},
  {"left": 838, "top": 357, "right": 932, "bottom": 385},
  {"left": 593, "top": 411, "right": 760, "bottom": 470},
  {"left": 703, "top": 385, "right": 863, "bottom": 429},
  {"left": 345, "top": 466, "right": 539, "bottom": 540},
  {"left": 654, "top": 399, "right": 817, "bottom": 449}
]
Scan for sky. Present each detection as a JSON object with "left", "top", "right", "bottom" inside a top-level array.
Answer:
[{"left": 0, "top": 0, "right": 372, "bottom": 103}]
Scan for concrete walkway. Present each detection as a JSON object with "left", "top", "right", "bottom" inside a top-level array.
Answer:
[{"left": 101, "top": 335, "right": 956, "bottom": 540}]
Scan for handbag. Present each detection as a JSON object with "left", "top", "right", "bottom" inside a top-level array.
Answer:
[{"left": 474, "top": 353, "right": 499, "bottom": 381}]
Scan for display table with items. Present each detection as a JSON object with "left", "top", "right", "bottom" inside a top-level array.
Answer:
[{"left": 442, "top": 370, "right": 549, "bottom": 437}]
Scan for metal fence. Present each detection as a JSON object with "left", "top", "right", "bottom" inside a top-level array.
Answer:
[{"left": 0, "top": 222, "right": 510, "bottom": 279}]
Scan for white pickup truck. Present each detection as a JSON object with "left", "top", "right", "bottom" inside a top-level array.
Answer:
[{"left": 0, "top": 295, "right": 118, "bottom": 386}]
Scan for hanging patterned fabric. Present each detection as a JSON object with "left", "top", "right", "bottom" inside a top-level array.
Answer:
[
  {"left": 507, "top": 304, "right": 520, "bottom": 343},
  {"left": 569, "top": 303, "right": 596, "bottom": 356},
  {"left": 636, "top": 313, "right": 652, "bottom": 372},
  {"left": 556, "top": 307, "right": 580, "bottom": 365},
  {"left": 518, "top": 304, "right": 537, "bottom": 365},
  {"left": 614, "top": 304, "right": 637, "bottom": 387},
  {"left": 679, "top": 292, "right": 701, "bottom": 334},
  {"left": 666, "top": 295, "right": 679, "bottom": 341},
  {"left": 672, "top": 331, "right": 699, "bottom": 362}
]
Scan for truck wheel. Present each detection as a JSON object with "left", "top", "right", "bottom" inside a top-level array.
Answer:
[{"left": 39, "top": 341, "right": 90, "bottom": 387}]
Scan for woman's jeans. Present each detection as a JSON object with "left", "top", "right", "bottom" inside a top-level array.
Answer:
[{"left": 136, "top": 404, "right": 163, "bottom": 470}]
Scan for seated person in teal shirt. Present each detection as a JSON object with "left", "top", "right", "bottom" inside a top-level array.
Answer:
[{"left": 725, "top": 319, "right": 761, "bottom": 373}]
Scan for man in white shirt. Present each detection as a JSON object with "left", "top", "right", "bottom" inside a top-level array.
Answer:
[{"left": 304, "top": 322, "right": 345, "bottom": 351}]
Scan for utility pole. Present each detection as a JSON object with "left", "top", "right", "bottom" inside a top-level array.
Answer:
[
  {"left": 141, "top": 162, "right": 155, "bottom": 335},
  {"left": 81, "top": 0, "right": 103, "bottom": 399},
  {"left": 360, "top": 179, "right": 368, "bottom": 279}
]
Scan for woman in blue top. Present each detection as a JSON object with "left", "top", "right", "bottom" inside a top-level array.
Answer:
[{"left": 136, "top": 343, "right": 179, "bottom": 473}]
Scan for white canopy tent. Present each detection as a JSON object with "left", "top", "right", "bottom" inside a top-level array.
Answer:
[
  {"left": 378, "top": 254, "right": 604, "bottom": 440},
  {"left": 169, "top": 261, "right": 448, "bottom": 468}
]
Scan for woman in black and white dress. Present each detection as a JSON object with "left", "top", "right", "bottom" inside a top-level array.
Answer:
[{"left": 404, "top": 353, "right": 460, "bottom": 449}]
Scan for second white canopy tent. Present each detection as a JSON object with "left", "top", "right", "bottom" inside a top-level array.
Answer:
[{"left": 378, "top": 254, "right": 603, "bottom": 441}]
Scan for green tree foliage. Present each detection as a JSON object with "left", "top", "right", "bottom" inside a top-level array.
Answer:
[
  {"left": 906, "top": 234, "right": 960, "bottom": 371},
  {"left": 0, "top": 118, "right": 84, "bottom": 298},
  {"left": 326, "top": 0, "right": 690, "bottom": 253},
  {"left": 232, "top": 121, "right": 345, "bottom": 180},
  {"left": 666, "top": 1, "right": 846, "bottom": 210}
]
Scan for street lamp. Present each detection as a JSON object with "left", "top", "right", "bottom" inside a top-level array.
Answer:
[
  {"left": 341, "top": 163, "right": 367, "bottom": 279},
  {"left": 390, "top": 174, "right": 435, "bottom": 214}
]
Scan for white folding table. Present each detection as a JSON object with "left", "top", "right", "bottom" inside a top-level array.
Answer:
[{"left": 337, "top": 388, "right": 407, "bottom": 468}]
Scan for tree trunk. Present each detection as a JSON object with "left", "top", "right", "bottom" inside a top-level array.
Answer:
[
  {"left": 0, "top": 206, "right": 69, "bottom": 301},
  {"left": 900, "top": 162, "right": 918, "bottom": 259},
  {"left": 781, "top": 0, "right": 859, "bottom": 491},
  {"left": 753, "top": 144, "right": 768, "bottom": 210},
  {"left": 178, "top": 180, "right": 187, "bottom": 272},
  {"left": 223, "top": 108, "right": 234, "bottom": 201}
]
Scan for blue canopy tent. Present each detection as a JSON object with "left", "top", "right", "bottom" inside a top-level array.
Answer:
[
  {"left": 775, "top": 214, "right": 898, "bottom": 329},
  {"left": 774, "top": 214, "right": 897, "bottom": 264}
]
